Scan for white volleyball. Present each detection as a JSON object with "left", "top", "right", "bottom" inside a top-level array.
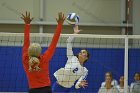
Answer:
[{"left": 66, "top": 13, "right": 79, "bottom": 25}]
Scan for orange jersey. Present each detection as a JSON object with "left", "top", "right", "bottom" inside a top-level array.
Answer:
[{"left": 22, "top": 24, "right": 62, "bottom": 89}]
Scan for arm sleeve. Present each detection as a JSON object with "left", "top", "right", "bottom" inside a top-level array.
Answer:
[
  {"left": 75, "top": 69, "right": 88, "bottom": 89},
  {"left": 130, "top": 83, "right": 134, "bottom": 93},
  {"left": 43, "top": 23, "right": 62, "bottom": 62},
  {"left": 67, "top": 36, "right": 74, "bottom": 59},
  {"left": 22, "top": 24, "right": 30, "bottom": 63}
]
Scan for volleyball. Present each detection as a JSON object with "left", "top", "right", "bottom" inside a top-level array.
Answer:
[
  {"left": 28, "top": 43, "right": 42, "bottom": 57},
  {"left": 66, "top": 13, "right": 79, "bottom": 25}
]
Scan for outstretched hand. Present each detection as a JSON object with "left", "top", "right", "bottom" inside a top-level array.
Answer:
[
  {"left": 56, "top": 12, "right": 66, "bottom": 24},
  {"left": 73, "top": 25, "right": 82, "bottom": 34},
  {"left": 78, "top": 80, "right": 88, "bottom": 88},
  {"left": 21, "top": 11, "right": 33, "bottom": 24}
]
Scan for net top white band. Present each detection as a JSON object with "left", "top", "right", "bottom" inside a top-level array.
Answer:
[{"left": 1, "top": 32, "right": 140, "bottom": 39}]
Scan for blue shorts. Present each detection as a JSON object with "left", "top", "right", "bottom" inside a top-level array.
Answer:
[{"left": 52, "top": 82, "right": 71, "bottom": 93}]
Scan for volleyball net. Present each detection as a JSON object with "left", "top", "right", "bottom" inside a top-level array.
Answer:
[{"left": 0, "top": 33, "right": 140, "bottom": 93}]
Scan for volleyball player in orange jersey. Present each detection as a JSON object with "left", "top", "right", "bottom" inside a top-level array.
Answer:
[{"left": 21, "top": 11, "right": 65, "bottom": 93}]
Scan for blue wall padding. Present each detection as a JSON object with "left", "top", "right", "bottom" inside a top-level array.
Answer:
[{"left": 0, "top": 46, "right": 140, "bottom": 93}]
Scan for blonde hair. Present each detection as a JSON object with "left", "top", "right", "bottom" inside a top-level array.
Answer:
[
  {"left": 28, "top": 57, "right": 40, "bottom": 72},
  {"left": 29, "top": 57, "right": 40, "bottom": 65},
  {"left": 28, "top": 43, "right": 42, "bottom": 57}
]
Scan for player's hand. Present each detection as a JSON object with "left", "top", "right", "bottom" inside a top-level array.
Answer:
[
  {"left": 56, "top": 12, "right": 66, "bottom": 24},
  {"left": 78, "top": 80, "right": 88, "bottom": 88},
  {"left": 73, "top": 25, "right": 82, "bottom": 34},
  {"left": 21, "top": 11, "right": 33, "bottom": 24}
]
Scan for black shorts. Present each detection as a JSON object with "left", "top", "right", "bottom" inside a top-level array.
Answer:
[{"left": 29, "top": 86, "right": 52, "bottom": 93}]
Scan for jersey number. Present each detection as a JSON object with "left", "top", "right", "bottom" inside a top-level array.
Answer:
[{"left": 73, "top": 67, "right": 78, "bottom": 73}]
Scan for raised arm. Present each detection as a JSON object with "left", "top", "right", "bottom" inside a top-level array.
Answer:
[
  {"left": 67, "top": 25, "right": 81, "bottom": 59},
  {"left": 21, "top": 12, "right": 33, "bottom": 61},
  {"left": 67, "top": 36, "right": 74, "bottom": 59},
  {"left": 43, "top": 12, "right": 65, "bottom": 62}
]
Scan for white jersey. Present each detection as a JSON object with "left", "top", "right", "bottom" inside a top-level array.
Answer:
[
  {"left": 54, "top": 36, "right": 88, "bottom": 89},
  {"left": 98, "top": 86, "right": 119, "bottom": 93},
  {"left": 101, "top": 79, "right": 118, "bottom": 87},
  {"left": 130, "top": 81, "right": 140, "bottom": 93},
  {"left": 116, "top": 85, "right": 130, "bottom": 93}
]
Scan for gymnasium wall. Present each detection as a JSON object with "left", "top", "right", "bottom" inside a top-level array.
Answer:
[
  {"left": 0, "top": 0, "right": 124, "bottom": 34},
  {"left": 0, "top": 0, "right": 121, "bottom": 23},
  {"left": 133, "top": 0, "right": 140, "bottom": 35}
]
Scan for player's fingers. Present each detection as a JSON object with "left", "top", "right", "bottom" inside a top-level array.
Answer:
[
  {"left": 63, "top": 16, "right": 66, "bottom": 21},
  {"left": 59, "top": 12, "right": 62, "bottom": 18},
  {"left": 82, "top": 85, "right": 87, "bottom": 89},
  {"left": 62, "top": 13, "right": 64, "bottom": 18},
  {"left": 59, "top": 12, "right": 62, "bottom": 16},
  {"left": 58, "top": 12, "right": 61, "bottom": 18},
  {"left": 82, "top": 83, "right": 88, "bottom": 89},
  {"left": 26, "top": 11, "right": 27, "bottom": 17},
  {"left": 84, "top": 82, "right": 88, "bottom": 85},
  {"left": 62, "top": 13, "right": 65, "bottom": 19},
  {"left": 21, "top": 14, "right": 25, "bottom": 18},
  {"left": 82, "top": 80, "right": 87, "bottom": 82},
  {"left": 28, "top": 12, "right": 30, "bottom": 18}
]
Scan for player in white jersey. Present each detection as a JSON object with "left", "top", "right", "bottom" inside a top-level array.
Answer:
[{"left": 52, "top": 25, "right": 90, "bottom": 93}]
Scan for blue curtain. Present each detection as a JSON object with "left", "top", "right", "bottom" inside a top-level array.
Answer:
[{"left": 0, "top": 46, "right": 140, "bottom": 93}]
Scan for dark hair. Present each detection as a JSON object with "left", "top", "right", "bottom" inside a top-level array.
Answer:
[
  {"left": 76, "top": 49, "right": 90, "bottom": 63},
  {"left": 134, "top": 72, "right": 140, "bottom": 77}
]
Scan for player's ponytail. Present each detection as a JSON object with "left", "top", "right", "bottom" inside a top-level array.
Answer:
[
  {"left": 28, "top": 43, "right": 41, "bottom": 71},
  {"left": 28, "top": 56, "right": 40, "bottom": 72}
]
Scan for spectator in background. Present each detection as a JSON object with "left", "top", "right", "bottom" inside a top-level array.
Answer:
[
  {"left": 101, "top": 72, "right": 118, "bottom": 87},
  {"left": 98, "top": 72, "right": 119, "bottom": 93},
  {"left": 116, "top": 75, "right": 130, "bottom": 93},
  {"left": 130, "top": 73, "right": 140, "bottom": 93}
]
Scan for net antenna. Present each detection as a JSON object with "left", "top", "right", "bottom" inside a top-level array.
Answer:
[{"left": 125, "top": 0, "right": 132, "bottom": 35}]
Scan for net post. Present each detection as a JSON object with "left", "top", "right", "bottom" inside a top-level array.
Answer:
[{"left": 124, "top": 35, "right": 129, "bottom": 93}]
